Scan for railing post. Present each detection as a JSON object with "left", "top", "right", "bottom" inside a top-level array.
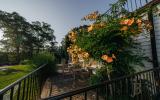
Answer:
[
  {"left": 10, "top": 87, "right": 14, "bottom": 100},
  {"left": 17, "top": 82, "right": 21, "bottom": 100},
  {"left": 84, "top": 92, "right": 87, "bottom": 100},
  {"left": 22, "top": 79, "right": 26, "bottom": 100},
  {"left": 147, "top": 7, "right": 160, "bottom": 94},
  {"left": 148, "top": 7, "right": 159, "bottom": 68},
  {"left": 0, "top": 94, "right": 3, "bottom": 100}
]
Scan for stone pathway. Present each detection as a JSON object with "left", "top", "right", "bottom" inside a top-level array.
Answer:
[
  {"left": 41, "top": 72, "right": 106, "bottom": 100},
  {"left": 50, "top": 76, "right": 89, "bottom": 96},
  {"left": 41, "top": 72, "right": 90, "bottom": 99}
]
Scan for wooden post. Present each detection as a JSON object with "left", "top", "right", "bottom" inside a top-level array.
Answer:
[{"left": 148, "top": 7, "right": 159, "bottom": 68}]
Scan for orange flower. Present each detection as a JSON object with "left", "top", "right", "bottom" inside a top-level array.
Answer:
[
  {"left": 83, "top": 11, "right": 99, "bottom": 20},
  {"left": 127, "top": 18, "right": 134, "bottom": 26},
  {"left": 88, "top": 24, "right": 93, "bottom": 32},
  {"left": 101, "top": 54, "right": 113, "bottom": 63},
  {"left": 136, "top": 19, "right": 142, "bottom": 29},
  {"left": 120, "top": 18, "right": 134, "bottom": 26},
  {"left": 136, "top": 19, "right": 142, "bottom": 24},
  {"left": 68, "top": 31, "right": 77, "bottom": 42},
  {"left": 120, "top": 19, "right": 129, "bottom": 25},
  {"left": 121, "top": 26, "right": 128, "bottom": 31},
  {"left": 101, "top": 55, "right": 108, "bottom": 61},
  {"left": 106, "top": 57, "right": 113, "bottom": 63}
]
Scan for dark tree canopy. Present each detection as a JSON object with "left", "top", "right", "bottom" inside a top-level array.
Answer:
[{"left": 0, "top": 10, "right": 56, "bottom": 64}]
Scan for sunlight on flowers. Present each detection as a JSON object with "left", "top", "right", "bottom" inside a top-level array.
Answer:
[
  {"left": 88, "top": 22, "right": 106, "bottom": 32},
  {"left": 67, "top": 44, "right": 89, "bottom": 64},
  {"left": 88, "top": 24, "right": 94, "bottom": 32},
  {"left": 120, "top": 18, "right": 134, "bottom": 26},
  {"left": 68, "top": 31, "right": 77, "bottom": 42},
  {"left": 101, "top": 54, "right": 116, "bottom": 63},
  {"left": 83, "top": 11, "right": 100, "bottom": 21}
]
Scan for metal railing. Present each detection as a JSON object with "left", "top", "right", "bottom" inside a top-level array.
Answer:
[
  {"left": 100, "top": 0, "right": 159, "bottom": 21},
  {"left": 0, "top": 64, "right": 48, "bottom": 100},
  {"left": 44, "top": 67, "right": 160, "bottom": 100}
]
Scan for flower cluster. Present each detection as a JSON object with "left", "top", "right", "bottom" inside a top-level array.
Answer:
[
  {"left": 101, "top": 54, "right": 116, "bottom": 63},
  {"left": 120, "top": 18, "right": 152, "bottom": 33},
  {"left": 67, "top": 29, "right": 89, "bottom": 64},
  {"left": 88, "top": 22, "right": 106, "bottom": 32},
  {"left": 120, "top": 18, "right": 135, "bottom": 26},
  {"left": 68, "top": 31, "right": 77, "bottom": 43},
  {"left": 120, "top": 18, "right": 140, "bottom": 32},
  {"left": 67, "top": 44, "right": 89, "bottom": 64},
  {"left": 83, "top": 11, "right": 100, "bottom": 21}
]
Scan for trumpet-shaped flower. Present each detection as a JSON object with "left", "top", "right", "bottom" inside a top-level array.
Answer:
[
  {"left": 68, "top": 31, "right": 77, "bottom": 42},
  {"left": 106, "top": 57, "right": 113, "bottom": 63},
  {"left": 88, "top": 25, "right": 94, "bottom": 32},
  {"left": 101, "top": 55, "right": 108, "bottom": 61},
  {"left": 120, "top": 18, "right": 134, "bottom": 26},
  {"left": 101, "top": 54, "right": 114, "bottom": 63},
  {"left": 83, "top": 11, "right": 100, "bottom": 20}
]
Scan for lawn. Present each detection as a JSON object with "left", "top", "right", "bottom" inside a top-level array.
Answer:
[{"left": 0, "top": 65, "right": 33, "bottom": 89}]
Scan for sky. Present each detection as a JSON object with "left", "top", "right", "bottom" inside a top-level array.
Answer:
[{"left": 0, "top": 0, "right": 116, "bottom": 45}]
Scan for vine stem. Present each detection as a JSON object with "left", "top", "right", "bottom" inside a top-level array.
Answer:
[{"left": 106, "top": 66, "right": 113, "bottom": 96}]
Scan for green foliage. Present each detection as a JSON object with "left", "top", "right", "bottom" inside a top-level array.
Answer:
[
  {"left": 0, "top": 52, "right": 8, "bottom": 65},
  {"left": 32, "top": 52, "right": 56, "bottom": 74},
  {"left": 76, "top": 18, "right": 147, "bottom": 76},
  {"left": 0, "top": 52, "right": 18, "bottom": 65},
  {"left": 32, "top": 52, "right": 54, "bottom": 66},
  {"left": 68, "top": 10, "right": 152, "bottom": 88},
  {"left": 0, "top": 65, "right": 32, "bottom": 89},
  {"left": 89, "top": 67, "right": 108, "bottom": 85},
  {"left": 0, "top": 10, "right": 56, "bottom": 64},
  {"left": 20, "top": 59, "right": 34, "bottom": 65}
]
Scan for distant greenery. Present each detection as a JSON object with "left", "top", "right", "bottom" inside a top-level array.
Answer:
[
  {"left": 32, "top": 52, "right": 55, "bottom": 66},
  {"left": 0, "top": 52, "right": 56, "bottom": 90},
  {"left": 20, "top": 59, "right": 33, "bottom": 65},
  {"left": 0, "top": 65, "right": 32, "bottom": 89},
  {"left": 32, "top": 52, "right": 56, "bottom": 74},
  {"left": 0, "top": 10, "right": 57, "bottom": 65}
]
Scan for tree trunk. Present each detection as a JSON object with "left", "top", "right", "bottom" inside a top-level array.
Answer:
[
  {"left": 29, "top": 44, "right": 33, "bottom": 58},
  {"left": 16, "top": 46, "right": 20, "bottom": 63}
]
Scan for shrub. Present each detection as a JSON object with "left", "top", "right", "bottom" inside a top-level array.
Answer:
[
  {"left": 89, "top": 67, "right": 108, "bottom": 85},
  {"left": 32, "top": 52, "right": 56, "bottom": 74},
  {"left": 20, "top": 59, "right": 33, "bottom": 65},
  {"left": 0, "top": 52, "right": 8, "bottom": 65}
]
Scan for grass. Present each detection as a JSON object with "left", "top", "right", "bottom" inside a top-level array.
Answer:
[{"left": 0, "top": 65, "right": 33, "bottom": 89}]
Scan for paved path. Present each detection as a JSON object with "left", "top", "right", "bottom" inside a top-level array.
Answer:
[
  {"left": 41, "top": 72, "right": 90, "bottom": 99},
  {"left": 0, "top": 66, "right": 11, "bottom": 70}
]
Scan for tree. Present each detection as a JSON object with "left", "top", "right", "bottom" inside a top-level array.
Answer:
[
  {"left": 0, "top": 10, "right": 56, "bottom": 64},
  {"left": 0, "top": 11, "right": 29, "bottom": 63},
  {"left": 31, "top": 21, "right": 56, "bottom": 54}
]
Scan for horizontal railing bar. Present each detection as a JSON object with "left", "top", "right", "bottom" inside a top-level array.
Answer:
[
  {"left": 100, "top": 0, "right": 159, "bottom": 19},
  {"left": 134, "top": 0, "right": 160, "bottom": 14},
  {"left": 0, "top": 64, "right": 47, "bottom": 94},
  {"left": 44, "top": 66, "right": 160, "bottom": 100}
]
